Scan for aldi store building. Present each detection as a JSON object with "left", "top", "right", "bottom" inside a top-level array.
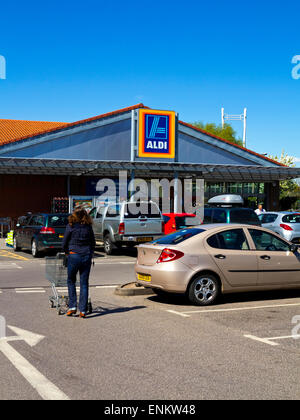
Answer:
[{"left": 0, "top": 103, "right": 299, "bottom": 223}]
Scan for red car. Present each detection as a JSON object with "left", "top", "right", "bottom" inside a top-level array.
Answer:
[{"left": 162, "top": 213, "right": 201, "bottom": 234}]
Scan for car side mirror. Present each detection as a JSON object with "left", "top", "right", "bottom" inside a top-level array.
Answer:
[{"left": 290, "top": 244, "right": 299, "bottom": 253}]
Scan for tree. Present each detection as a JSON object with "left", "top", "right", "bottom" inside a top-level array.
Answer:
[
  {"left": 268, "top": 150, "right": 300, "bottom": 209},
  {"left": 191, "top": 121, "right": 243, "bottom": 147}
]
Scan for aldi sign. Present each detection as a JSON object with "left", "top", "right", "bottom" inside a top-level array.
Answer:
[{"left": 138, "top": 109, "right": 176, "bottom": 158}]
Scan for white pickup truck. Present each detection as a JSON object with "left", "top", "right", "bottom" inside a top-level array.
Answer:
[{"left": 89, "top": 201, "right": 164, "bottom": 254}]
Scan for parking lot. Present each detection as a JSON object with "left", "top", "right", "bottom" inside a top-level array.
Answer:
[{"left": 0, "top": 239, "right": 300, "bottom": 400}]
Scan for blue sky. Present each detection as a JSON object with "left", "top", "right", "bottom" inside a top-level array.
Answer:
[{"left": 0, "top": 0, "right": 299, "bottom": 165}]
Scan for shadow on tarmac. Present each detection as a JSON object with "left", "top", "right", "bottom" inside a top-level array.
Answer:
[
  {"left": 86, "top": 301, "right": 146, "bottom": 318},
  {"left": 148, "top": 289, "right": 300, "bottom": 307}
]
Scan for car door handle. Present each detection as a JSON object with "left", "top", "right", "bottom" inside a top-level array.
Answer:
[
  {"left": 214, "top": 254, "right": 226, "bottom": 259},
  {"left": 260, "top": 255, "right": 271, "bottom": 260}
]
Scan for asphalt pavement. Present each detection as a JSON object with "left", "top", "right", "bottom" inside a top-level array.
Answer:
[{"left": 0, "top": 240, "right": 300, "bottom": 400}]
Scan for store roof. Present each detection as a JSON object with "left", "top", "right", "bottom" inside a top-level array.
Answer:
[
  {"left": 179, "top": 121, "right": 285, "bottom": 168},
  {"left": 0, "top": 104, "right": 146, "bottom": 147},
  {"left": 0, "top": 157, "right": 298, "bottom": 182},
  {"left": 0, "top": 119, "right": 68, "bottom": 146},
  {"left": 0, "top": 103, "right": 284, "bottom": 168}
]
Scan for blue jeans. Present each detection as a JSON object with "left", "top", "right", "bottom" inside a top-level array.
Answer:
[{"left": 67, "top": 253, "right": 92, "bottom": 313}]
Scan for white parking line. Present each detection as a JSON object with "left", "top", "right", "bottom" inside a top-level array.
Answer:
[
  {"left": 39, "top": 260, "right": 135, "bottom": 266},
  {"left": 244, "top": 334, "right": 300, "bottom": 346},
  {"left": 0, "top": 263, "right": 22, "bottom": 269},
  {"left": 56, "top": 288, "right": 80, "bottom": 295},
  {"left": 0, "top": 338, "right": 69, "bottom": 400},
  {"left": 244, "top": 334, "right": 279, "bottom": 346},
  {"left": 15, "top": 288, "right": 45, "bottom": 294},
  {"left": 166, "top": 310, "right": 191, "bottom": 318},
  {"left": 166, "top": 302, "right": 300, "bottom": 317},
  {"left": 0, "top": 285, "right": 120, "bottom": 294}
]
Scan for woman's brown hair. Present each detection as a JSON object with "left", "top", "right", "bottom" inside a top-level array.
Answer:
[{"left": 68, "top": 206, "right": 93, "bottom": 226}]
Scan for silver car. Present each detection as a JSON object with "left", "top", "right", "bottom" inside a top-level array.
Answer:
[
  {"left": 258, "top": 212, "right": 300, "bottom": 244},
  {"left": 90, "top": 201, "right": 164, "bottom": 254}
]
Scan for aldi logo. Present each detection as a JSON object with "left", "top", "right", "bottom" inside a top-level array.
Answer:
[
  {"left": 146, "top": 115, "right": 168, "bottom": 140},
  {"left": 138, "top": 109, "right": 176, "bottom": 158}
]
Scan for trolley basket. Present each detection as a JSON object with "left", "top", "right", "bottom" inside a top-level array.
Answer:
[{"left": 46, "top": 253, "right": 69, "bottom": 315}]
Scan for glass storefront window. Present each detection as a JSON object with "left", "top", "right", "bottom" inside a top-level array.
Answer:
[
  {"left": 206, "top": 182, "right": 265, "bottom": 197},
  {"left": 243, "top": 183, "right": 256, "bottom": 194},
  {"left": 207, "top": 182, "right": 225, "bottom": 195},
  {"left": 228, "top": 183, "right": 243, "bottom": 194}
]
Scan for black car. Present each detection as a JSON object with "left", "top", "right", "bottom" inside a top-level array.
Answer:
[{"left": 13, "top": 213, "right": 69, "bottom": 257}]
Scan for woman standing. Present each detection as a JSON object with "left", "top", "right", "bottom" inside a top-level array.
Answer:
[{"left": 62, "top": 207, "right": 96, "bottom": 318}]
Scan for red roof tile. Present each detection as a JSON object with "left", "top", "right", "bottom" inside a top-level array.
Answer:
[
  {"left": 0, "top": 119, "right": 67, "bottom": 146},
  {"left": 0, "top": 104, "right": 146, "bottom": 147}
]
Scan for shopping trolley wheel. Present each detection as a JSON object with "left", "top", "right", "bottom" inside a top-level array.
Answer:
[
  {"left": 57, "top": 308, "right": 64, "bottom": 315},
  {"left": 49, "top": 299, "right": 55, "bottom": 308}
]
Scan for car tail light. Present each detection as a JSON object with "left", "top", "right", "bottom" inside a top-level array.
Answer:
[
  {"left": 119, "top": 222, "right": 125, "bottom": 235},
  {"left": 40, "top": 227, "right": 55, "bottom": 234},
  {"left": 157, "top": 248, "right": 184, "bottom": 263},
  {"left": 280, "top": 224, "right": 293, "bottom": 231}
]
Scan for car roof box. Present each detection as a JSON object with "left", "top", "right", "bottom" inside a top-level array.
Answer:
[{"left": 208, "top": 194, "right": 244, "bottom": 207}]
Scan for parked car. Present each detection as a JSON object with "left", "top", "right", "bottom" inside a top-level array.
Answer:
[
  {"left": 13, "top": 213, "right": 69, "bottom": 257},
  {"left": 203, "top": 207, "right": 261, "bottom": 226},
  {"left": 135, "top": 224, "right": 300, "bottom": 306},
  {"left": 162, "top": 213, "right": 201, "bottom": 234},
  {"left": 258, "top": 211, "right": 300, "bottom": 244},
  {"left": 202, "top": 194, "right": 260, "bottom": 226},
  {"left": 89, "top": 201, "right": 164, "bottom": 255}
]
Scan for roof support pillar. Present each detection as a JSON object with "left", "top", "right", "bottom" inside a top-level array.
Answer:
[
  {"left": 174, "top": 172, "right": 180, "bottom": 213},
  {"left": 128, "top": 169, "right": 135, "bottom": 201},
  {"left": 67, "top": 175, "right": 70, "bottom": 196},
  {"left": 265, "top": 181, "right": 280, "bottom": 211}
]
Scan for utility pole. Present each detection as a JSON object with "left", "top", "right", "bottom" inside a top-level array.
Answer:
[{"left": 221, "top": 108, "right": 247, "bottom": 148}]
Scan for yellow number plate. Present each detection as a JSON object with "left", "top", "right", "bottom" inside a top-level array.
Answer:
[
  {"left": 59, "top": 235, "right": 64, "bottom": 239},
  {"left": 137, "top": 273, "right": 151, "bottom": 282},
  {"left": 137, "top": 237, "right": 153, "bottom": 243}
]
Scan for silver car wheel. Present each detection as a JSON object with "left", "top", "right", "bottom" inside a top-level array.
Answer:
[
  {"left": 104, "top": 235, "right": 113, "bottom": 255},
  {"left": 188, "top": 274, "right": 220, "bottom": 306},
  {"left": 194, "top": 277, "right": 216, "bottom": 303}
]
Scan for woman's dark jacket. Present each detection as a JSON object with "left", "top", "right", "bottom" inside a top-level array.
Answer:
[{"left": 62, "top": 223, "right": 96, "bottom": 255}]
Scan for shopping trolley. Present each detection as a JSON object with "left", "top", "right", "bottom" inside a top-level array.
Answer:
[
  {"left": 46, "top": 253, "right": 69, "bottom": 315},
  {"left": 46, "top": 253, "right": 93, "bottom": 316}
]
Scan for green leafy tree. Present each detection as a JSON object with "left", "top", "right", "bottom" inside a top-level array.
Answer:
[
  {"left": 268, "top": 150, "right": 300, "bottom": 208},
  {"left": 268, "top": 151, "right": 298, "bottom": 197},
  {"left": 191, "top": 121, "right": 243, "bottom": 147}
]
